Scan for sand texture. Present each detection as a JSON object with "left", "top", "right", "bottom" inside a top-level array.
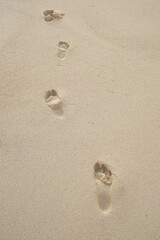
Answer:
[{"left": 0, "top": 0, "right": 160, "bottom": 239}]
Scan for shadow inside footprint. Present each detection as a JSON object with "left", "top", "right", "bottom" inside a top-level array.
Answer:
[
  {"left": 44, "top": 89, "right": 64, "bottom": 116},
  {"left": 96, "top": 180, "right": 112, "bottom": 214},
  {"left": 43, "top": 10, "right": 65, "bottom": 22}
]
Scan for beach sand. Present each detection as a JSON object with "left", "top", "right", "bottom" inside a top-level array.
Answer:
[{"left": 0, "top": 0, "right": 160, "bottom": 239}]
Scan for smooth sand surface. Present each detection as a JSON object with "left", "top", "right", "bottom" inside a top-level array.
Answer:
[{"left": 0, "top": 0, "right": 160, "bottom": 239}]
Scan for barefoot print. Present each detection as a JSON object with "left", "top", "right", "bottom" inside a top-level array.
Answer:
[
  {"left": 94, "top": 162, "right": 113, "bottom": 214},
  {"left": 44, "top": 89, "right": 62, "bottom": 110},
  {"left": 43, "top": 10, "right": 65, "bottom": 22},
  {"left": 57, "top": 41, "right": 70, "bottom": 59}
]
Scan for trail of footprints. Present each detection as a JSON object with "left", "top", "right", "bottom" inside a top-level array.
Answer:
[
  {"left": 42, "top": 9, "right": 120, "bottom": 214},
  {"left": 43, "top": 9, "right": 69, "bottom": 60},
  {"left": 43, "top": 9, "right": 69, "bottom": 114}
]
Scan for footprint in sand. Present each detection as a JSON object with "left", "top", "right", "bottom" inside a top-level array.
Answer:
[
  {"left": 57, "top": 41, "right": 70, "bottom": 59},
  {"left": 44, "top": 89, "right": 63, "bottom": 116},
  {"left": 43, "top": 10, "right": 65, "bottom": 22},
  {"left": 94, "top": 162, "right": 113, "bottom": 214}
]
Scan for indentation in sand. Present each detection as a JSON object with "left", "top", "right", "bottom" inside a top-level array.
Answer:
[
  {"left": 43, "top": 10, "right": 65, "bottom": 22},
  {"left": 44, "top": 89, "right": 64, "bottom": 116},
  {"left": 94, "top": 162, "right": 112, "bottom": 185},
  {"left": 94, "top": 162, "right": 113, "bottom": 214},
  {"left": 45, "top": 89, "right": 62, "bottom": 110},
  {"left": 57, "top": 41, "right": 70, "bottom": 59},
  {"left": 43, "top": 10, "right": 54, "bottom": 16},
  {"left": 44, "top": 15, "right": 54, "bottom": 22}
]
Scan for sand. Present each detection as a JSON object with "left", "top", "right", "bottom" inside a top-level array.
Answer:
[{"left": 0, "top": 0, "right": 160, "bottom": 239}]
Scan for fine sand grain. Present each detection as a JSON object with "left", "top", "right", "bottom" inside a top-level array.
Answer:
[{"left": 0, "top": 0, "right": 160, "bottom": 240}]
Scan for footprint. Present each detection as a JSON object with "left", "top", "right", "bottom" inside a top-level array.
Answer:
[
  {"left": 44, "top": 14, "right": 54, "bottom": 22},
  {"left": 43, "top": 10, "right": 54, "bottom": 16},
  {"left": 94, "top": 162, "right": 113, "bottom": 214},
  {"left": 43, "top": 10, "right": 65, "bottom": 22},
  {"left": 44, "top": 89, "right": 63, "bottom": 116},
  {"left": 57, "top": 41, "right": 70, "bottom": 59}
]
